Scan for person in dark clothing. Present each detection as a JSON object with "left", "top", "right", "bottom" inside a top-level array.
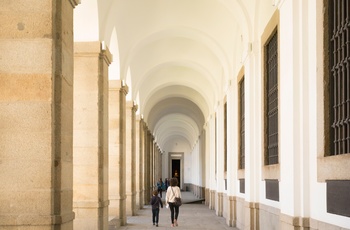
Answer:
[
  {"left": 156, "top": 178, "right": 164, "bottom": 198},
  {"left": 150, "top": 190, "right": 163, "bottom": 227},
  {"left": 164, "top": 178, "right": 169, "bottom": 191}
]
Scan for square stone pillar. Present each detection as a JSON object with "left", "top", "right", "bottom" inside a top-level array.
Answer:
[
  {"left": 144, "top": 128, "right": 151, "bottom": 204},
  {"left": 140, "top": 119, "right": 146, "bottom": 206},
  {"left": 136, "top": 117, "right": 144, "bottom": 209},
  {"left": 73, "top": 42, "right": 111, "bottom": 230},
  {"left": 125, "top": 101, "right": 137, "bottom": 216},
  {"left": 0, "top": 1, "right": 78, "bottom": 229},
  {"left": 149, "top": 133, "right": 155, "bottom": 198},
  {"left": 109, "top": 80, "right": 128, "bottom": 227}
]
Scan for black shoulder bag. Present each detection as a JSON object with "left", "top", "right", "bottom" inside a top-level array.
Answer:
[{"left": 171, "top": 187, "right": 182, "bottom": 206}]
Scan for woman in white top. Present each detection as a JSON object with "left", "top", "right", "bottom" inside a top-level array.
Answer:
[{"left": 165, "top": 177, "right": 181, "bottom": 227}]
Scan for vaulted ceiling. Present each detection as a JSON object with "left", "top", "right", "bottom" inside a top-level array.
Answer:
[{"left": 74, "top": 0, "right": 276, "bottom": 153}]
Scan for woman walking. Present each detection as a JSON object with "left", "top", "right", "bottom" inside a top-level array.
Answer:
[{"left": 165, "top": 177, "right": 181, "bottom": 227}]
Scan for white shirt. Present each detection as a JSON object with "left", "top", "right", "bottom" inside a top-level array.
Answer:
[{"left": 165, "top": 186, "right": 181, "bottom": 204}]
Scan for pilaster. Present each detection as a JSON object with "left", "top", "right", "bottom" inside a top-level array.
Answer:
[
  {"left": 149, "top": 132, "right": 154, "bottom": 199},
  {"left": 135, "top": 115, "right": 143, "bottom": 209},
  {"left": 244, "top": 201, "right": 259, "bottom": 230},
  {"left": 73, "top": 41, "right": 111, "bottom": 230},
  {"left": 125, "top": 101, "right": 137, "bottom": 216},
  {"left": 217, "top": 192, "right": 224, "bottom": 216},
  {"left": 143, "top": 125, "right": 150, "bottom": 204},
  {"left": 226, "top": 196, "right": 236, "bottom": 227},
  {"left": 0, "top": 1, "right": 76, "bottom": 229},
  {"left": 209, "top": 190, "right": 216, "bottom": 210},
  {"left": 205, "top": 188, "right": 210, "bottom": 206},
  {"left": 138, "top": 119, "right": 145, "bottom": 208},
  {"left": 108, "top": 80, "right": 128, "bottom": 227}
]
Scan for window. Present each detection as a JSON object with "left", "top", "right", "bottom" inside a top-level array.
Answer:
[
  {"left": 328, "top": 0, "right": 350, "bottom": 156},
  {"left": 239, "top": 78, "right": 245, "bottom": 169},
  {"left": 318, "top": 0, "right": 350, "bottom": 182},
  {"left": 224, "top": 102, "right": 227, "bottom": 171},
  {"left": 265, "top": 30, "right": 279, "bottom": 165},
  {"left": 215, "top": 114, "right": 217, "bottom": 176}
]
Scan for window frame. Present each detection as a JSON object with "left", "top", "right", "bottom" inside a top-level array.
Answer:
[
  {"left": 264, "top": 29, "right": 279, "bottom": 166},
  {"left": 237, "top": 67, "right": 245, "bottom": 179},
  {"left": 317, "top": 0, "right": 350, "bottom": 182},
  {"left": 239, "top": 76, "right": 245, "bottom": 170},
  {"left": 261, "top": 10, "right": 280, "bottom": 180}
]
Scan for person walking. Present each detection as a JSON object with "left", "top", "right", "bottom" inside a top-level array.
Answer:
[
  {"left": 165, "top": 177, "right": 181, "bottom": 227},
  {"left": 164, "top": 178, "right": 169, "bottom": 191},
  {"left": 150, "top": 190, "right": 163, "bottom": 227},
  {"left": 156, "top": 178, "right": 164, "bottom": 198}
]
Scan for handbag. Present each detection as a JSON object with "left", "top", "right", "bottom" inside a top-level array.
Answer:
[{"left": 171, "top": 187, "right": 182, "bottom": 206}]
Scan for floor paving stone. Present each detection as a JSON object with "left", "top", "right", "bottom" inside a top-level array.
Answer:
[{"left": 118, "top": 192, "right": 238, "bottom": 230}]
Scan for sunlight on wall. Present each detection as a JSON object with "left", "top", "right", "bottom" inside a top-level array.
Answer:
[
  {"left": 74, "top": 0, "right": 99, "bottom": 42},
  {"left": 108, "top": 28, "right": 120, "bottom": 80}
]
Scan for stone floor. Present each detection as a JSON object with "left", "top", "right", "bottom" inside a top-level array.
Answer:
[{"left": 118, "top": 191, "right": 238, "bottom": 230}]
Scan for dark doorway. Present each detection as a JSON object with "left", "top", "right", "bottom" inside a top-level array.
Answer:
[{"left": 172, "top": 159, "right": 180, "bottom": 186}]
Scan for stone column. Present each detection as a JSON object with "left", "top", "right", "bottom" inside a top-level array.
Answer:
[
  {"left": 73, "top": 42, "right": 111, "bottom": 230},
  {"left": 0, "top": 1, "right": 78, "bottom": 229},
  {"left": 125, "top": 101, "right": 137, "bottom": 216},
  {"left": 159, "top": 150, "right": 163, "bottom": 183},
  {"left": 143, "top": 124, "right": 147, "bottom": 204},
  {"left": 109, "top": 80, "right": 128, "bottom": 227},
  {"left": 149, "top": 133, "right": 155, "bottom": 198},
  {"left": 135, "top": 115, "right": 142, "bottom": 209},
  {"left": 154, "top": 146, "right": 159, "bottom": 183},
  {"left": 136, "top": 119, "right": 145, "bottom": 209},
  {"left": 145, "top": 129, "right": 153, "bottom": 201}
]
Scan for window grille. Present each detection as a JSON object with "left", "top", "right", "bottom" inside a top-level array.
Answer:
[
  {"left": 239, "top": 78, "right": 245, "bottom": 169},
  {"left": 215, "top": 114, "right": 217, "bottom": 175},
  {"left": 266, "top": 30, "right": 278, "bottom": 165},
  {"left": 224, "top": 102, "right": 227, "bottom": 171},
  {"left": 329, "top": 0, "right": 350, "bottom": 155}
]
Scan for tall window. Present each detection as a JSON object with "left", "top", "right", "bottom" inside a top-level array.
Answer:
[
  {"left": 239, "top": 78, "right": 245, "bottom": 169},
  {"left": 265, "top": 30, "right": 278, "bottom": 165},
  {"left": 328, "top": 0, "right": 350, "bottom": 155},
  {"left": 224, "top": 102, "right": 227, "bottom": 171},
  {"left": 215, "top": 114, "right": 217, "bottom": 175}
]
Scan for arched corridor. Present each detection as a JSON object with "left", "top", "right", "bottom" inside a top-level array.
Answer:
[{"left": 1, "top": 1, "right": 350, "bottom": 230}]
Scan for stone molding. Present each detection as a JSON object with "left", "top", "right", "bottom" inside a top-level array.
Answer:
[{"left": 317, "top": 154, "right": 350, "bottom": 182}]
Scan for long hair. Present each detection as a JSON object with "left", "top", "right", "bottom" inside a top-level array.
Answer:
[{"left": 170, "top": 177, "right": 178, "bottom": 186}]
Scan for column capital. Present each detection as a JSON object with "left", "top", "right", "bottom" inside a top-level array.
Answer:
[
  {"left": 101, "top": 48, "right": 113, "bottom": 66},
  {"left": 69, "top": 0, "right": 81, "bottom": 8},
  {"left": 121, "top": 84, "right": 129, "bottom": 96},
  {"left": 132, "top": 102, "right": 138, "bottom": 112}
]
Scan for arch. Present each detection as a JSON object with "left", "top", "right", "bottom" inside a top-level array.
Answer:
[
  {"left": 143, "top": 87, "right": 208, "bottom": 126},
  {"left": 123, "top": 26, "right": 231, "bottom": 84}
]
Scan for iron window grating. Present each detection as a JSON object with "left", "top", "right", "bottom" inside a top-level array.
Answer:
[
  {"left": 266, "top": 30, "right": 279, "bottom": 165},
  {"left": 239, "top": 78, "right": 245, "bottom": 169},
  {"left": 329, "top": 0, "right": 350, "bottom": 156}
]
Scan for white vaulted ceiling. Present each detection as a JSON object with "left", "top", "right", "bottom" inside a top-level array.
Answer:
[{"left": 74, "top": 0, "right": 264, "bottom": 152}]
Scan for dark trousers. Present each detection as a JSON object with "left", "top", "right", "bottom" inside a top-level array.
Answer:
[
  {"left": 168, "top": 202, "right": 179, "bottom": 224},
  {"left": 152, "top": 208, "right": 160, "bottom": 224},
  {"left": 158, "top": 188, "right": 162, "bottom": 198}
]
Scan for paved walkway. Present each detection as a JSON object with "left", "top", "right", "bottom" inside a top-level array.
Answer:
[{"left": 118, "top": 191, "right": 238, "bottom": 230}]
